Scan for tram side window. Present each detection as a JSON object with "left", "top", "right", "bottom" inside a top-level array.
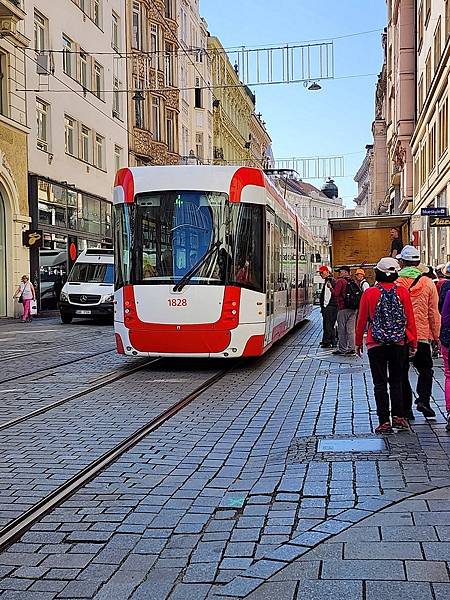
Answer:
[
  {"left": 114, "top": 204, "right": 131, "bottom": 289},
  {"left": 232, "top": 204, "right": 263, "bottom": 292}
]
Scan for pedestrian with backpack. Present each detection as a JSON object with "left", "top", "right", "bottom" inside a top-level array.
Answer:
[
  {"left": 355, "top": 258, "right": 417, "bottom": 434},
  {"left": 332, "top": 266, "right": 362, "bottom": 356},
  {"left": 396, "top": 245, "right": 440, "bottom": 419}
]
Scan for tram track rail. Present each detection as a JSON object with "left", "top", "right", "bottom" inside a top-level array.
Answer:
[
  {"left": 0, "top": 357, "right": 160, "bottom": 432},
  {"left": 0, "top": 347, "right": 118, "bottom": 387},
  {"left": 0, "top": 367, "right": 230, "bottom": 551},
  {"left": 0, "top": 334, "right": 113, "bottom": 363}
]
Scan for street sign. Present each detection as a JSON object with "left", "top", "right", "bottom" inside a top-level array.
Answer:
[
  {"left": 421, "top": 207, "right": 447, "bottom": 216},
  {"left": 429, "top": 216, "right": 450, "bottom": 227},
  {"left": 22, "top": 229, "right": 43, "bottom": 248}
]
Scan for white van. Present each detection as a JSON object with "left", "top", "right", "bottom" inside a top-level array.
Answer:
[{"left": 59, "top": 249, "right": 114, "bottom": 324}]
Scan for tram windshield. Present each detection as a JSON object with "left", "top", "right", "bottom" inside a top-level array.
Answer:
[{"left": 114, "top": 191, "right": 263, "bottom": 292}]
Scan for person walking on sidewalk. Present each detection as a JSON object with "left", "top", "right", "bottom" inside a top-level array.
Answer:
[
  {"left": 438, "top": 262, "right": 450, "bottom": 312},
  {"left": 355, "top": 268, "right": 370, "bottom": 292},
  {"left": 13, "top": 275, "right": 36, "bottom": 323},
  {"left": 318, "top": 265, "right": 337, "bottom": 348},
  {"left": 439, "top": 290, "right": 450, "bottom": 432},
  {"left": 355, "top": 258, "right": 417, "bottom": 434},
  {"left": 396, "top": 246, "right": 440, "bottom": 419},
  {"left": 332, "top": 266, "right": 361, "bottom": 356}
]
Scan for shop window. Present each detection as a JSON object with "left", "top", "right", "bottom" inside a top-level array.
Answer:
[
  {"left": 36, "top": 98, "right": 50, "bottom": 152},
  {"left": 101, "top": 201, "right": 112, "bottom": 238},
  {"left": 79, "top": 194, "right": 101, "bottom": 234}
]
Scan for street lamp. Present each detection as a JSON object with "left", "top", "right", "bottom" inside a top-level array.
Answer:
[{"left": 308, "top": 81, "right": 322, "bottom": 91}]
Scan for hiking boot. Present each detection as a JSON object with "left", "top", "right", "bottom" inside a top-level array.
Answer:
[
  {"left": 446, "top": 412, "right": 450, "bottom": 432},
  {"left": 416, "top": 402, "right": 436, "bottom": 418},
  {"left": 375, "top": 422, "right": 394, "bottom": 435},
  {"left": 392, "top": 416, "right": 410, "bottom": 431}
]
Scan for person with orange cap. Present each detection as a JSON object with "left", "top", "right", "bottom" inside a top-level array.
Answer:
[
  {"left": 318, "top": 265, "right": 337, "bottom": 348},
  {"left": 354, "top": 268, "right": 370, "bottom": 292}
]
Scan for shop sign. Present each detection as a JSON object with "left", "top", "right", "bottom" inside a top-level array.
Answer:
[
  {"left": 421, "top": 207, "right": 447, "bottom": 216},
  {"left": 22, "top": 229, "right": 43, "bottom": 248},
  {"left": 429, "top": 216, "right": 450, "bottom": 227}
]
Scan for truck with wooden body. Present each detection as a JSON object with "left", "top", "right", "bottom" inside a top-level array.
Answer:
[{"left": 328, "top": 215, "right": 412, "bottom": 282}]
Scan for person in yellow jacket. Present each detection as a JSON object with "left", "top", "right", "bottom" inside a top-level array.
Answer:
[{"left": 396, "top": 245, "right": 440, "bottom": 420}]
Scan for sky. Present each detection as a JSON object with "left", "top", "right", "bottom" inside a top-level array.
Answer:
[{"left": 201, "top": 0, "right": 387, "bottom": 207}]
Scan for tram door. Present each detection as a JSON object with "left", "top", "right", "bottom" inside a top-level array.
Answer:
[{"left": 265, "top": 212, "right": 275, "bottom": 346}]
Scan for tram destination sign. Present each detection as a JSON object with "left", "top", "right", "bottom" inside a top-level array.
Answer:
[
  {"left": 429, "top": 216, "right": 450, "bottom": 227},
  {"left": 421, "top": 207, "right": 447, "bottom": 216}
]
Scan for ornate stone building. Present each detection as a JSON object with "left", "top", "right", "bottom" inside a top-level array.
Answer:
[
  {"left": 126, "top": 0, "right": 180, "bottom": 165},
  {"left": 0, "top": 0, "right": 30, "bottom": 317},
  {"left": 354, "top": 145, "right": 374, "bottom": 216},
  {"left": 209, "top": 35, "right": 270, "bottom": 168}
]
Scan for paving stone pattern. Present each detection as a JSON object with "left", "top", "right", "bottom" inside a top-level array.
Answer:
[{"left": 0, "top": 313, "right": 450, "bottom": 599}]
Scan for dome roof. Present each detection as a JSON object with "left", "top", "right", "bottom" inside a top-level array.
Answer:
[{"left": 321, "top": 178, "right": 339, "bottom": 199}]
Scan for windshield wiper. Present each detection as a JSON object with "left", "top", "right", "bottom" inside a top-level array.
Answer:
[{"left": 173, "top": 240, "right": 222, "bottom": 292}]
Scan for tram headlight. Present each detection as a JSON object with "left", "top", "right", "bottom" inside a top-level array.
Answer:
[
  {"left": 60, "top": 291, "right": 69, "bottom": 302},
  {"left": 102, "top": 294, "right": 114, "bottom": 303}
]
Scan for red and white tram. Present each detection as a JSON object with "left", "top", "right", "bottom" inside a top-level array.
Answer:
[{"left": 113, "top": 166, "right": 315, "bottom": 358}]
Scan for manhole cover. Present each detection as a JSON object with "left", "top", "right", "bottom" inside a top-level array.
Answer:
[{"left": 317, "top": 438, "right": 386, "bottom": 453}]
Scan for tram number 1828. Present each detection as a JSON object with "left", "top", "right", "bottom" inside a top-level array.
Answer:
[{"left": 168, "top": 298, "right": 188, "bottom": 307}]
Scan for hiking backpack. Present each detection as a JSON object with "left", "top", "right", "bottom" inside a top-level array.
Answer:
[
  {"left": 343, "top": 279, "right": 363, "bottom": 309},
  {"left": 371, "top": 285, "right": 407, "bottom": 344}
]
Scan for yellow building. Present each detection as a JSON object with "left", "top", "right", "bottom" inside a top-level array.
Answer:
[
  {"left": 209, "top": 36, "right": 268, "bottom": 167},
  {"left": 411, "top": 0, "right": 449, "bottom": 264},
  {"left": 0, "top": 1, "right": 30, "bottom": 317}
]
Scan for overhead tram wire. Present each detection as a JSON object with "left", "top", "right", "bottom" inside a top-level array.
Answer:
[{"left": 17, "top": 26, "right": 387, "bottom": 57}]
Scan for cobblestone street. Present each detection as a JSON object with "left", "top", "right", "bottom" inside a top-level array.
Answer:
[{"left": 0, "top": 312, "right": 450, "bottom": 599}]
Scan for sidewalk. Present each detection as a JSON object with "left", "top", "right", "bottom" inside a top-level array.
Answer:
[{"left": 245, "top": 487, "right": 450, "bottom": 600}]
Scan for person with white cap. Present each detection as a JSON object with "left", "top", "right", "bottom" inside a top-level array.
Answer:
[
  {"left": 355, "top": 257, "right": 417, "bottom": 434},
  {"left": 396, "top": 245, "right": 440, "bottom": 419}
]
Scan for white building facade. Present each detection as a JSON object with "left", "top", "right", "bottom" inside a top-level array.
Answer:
[
  {"left": 177, "top": 0, "right": 213, "bottom": 163},
  {"left": 24, "top": 0, "right": 128, "bottom": 307},
  {"left": 281, "top": 178, "right": 345, "bottom": 264}
]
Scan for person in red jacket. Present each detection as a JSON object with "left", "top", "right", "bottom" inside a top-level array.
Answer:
[{"left": 355, "top": 257, "right": 417, "bottom": 435}]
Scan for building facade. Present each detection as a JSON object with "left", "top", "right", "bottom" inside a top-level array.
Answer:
[
  {"left": 249, "top": 112, "right": 272, "bottom": 169},
  {"left": 410, "top": 0, "right": 449, "bottom": 264},
  {"left": 24, "top": 0, "right": 128, "bottom": 308},
  {"left": 354, "top": 145, "right": 374, "bottom": 216},
  {"left": 385, "top": 0, "right": 415, "bottom": 213},
  {"left": 282, "top": 177, "right": 344, "bottom": 264},
  {"left": 0, "top": 0, "right": 30, "bottom": 317},
  {"left": 126, "top": 0, "right": 180, "bottom": 166},
  {"left": 372, "top": 30, "right": 389, "bottom": 214},
  {"left": 177, "top": 0, "right": 212, "bottom": 163},
  {"left": 208, "top": 35, "right": 257, "bottom": 166}
]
